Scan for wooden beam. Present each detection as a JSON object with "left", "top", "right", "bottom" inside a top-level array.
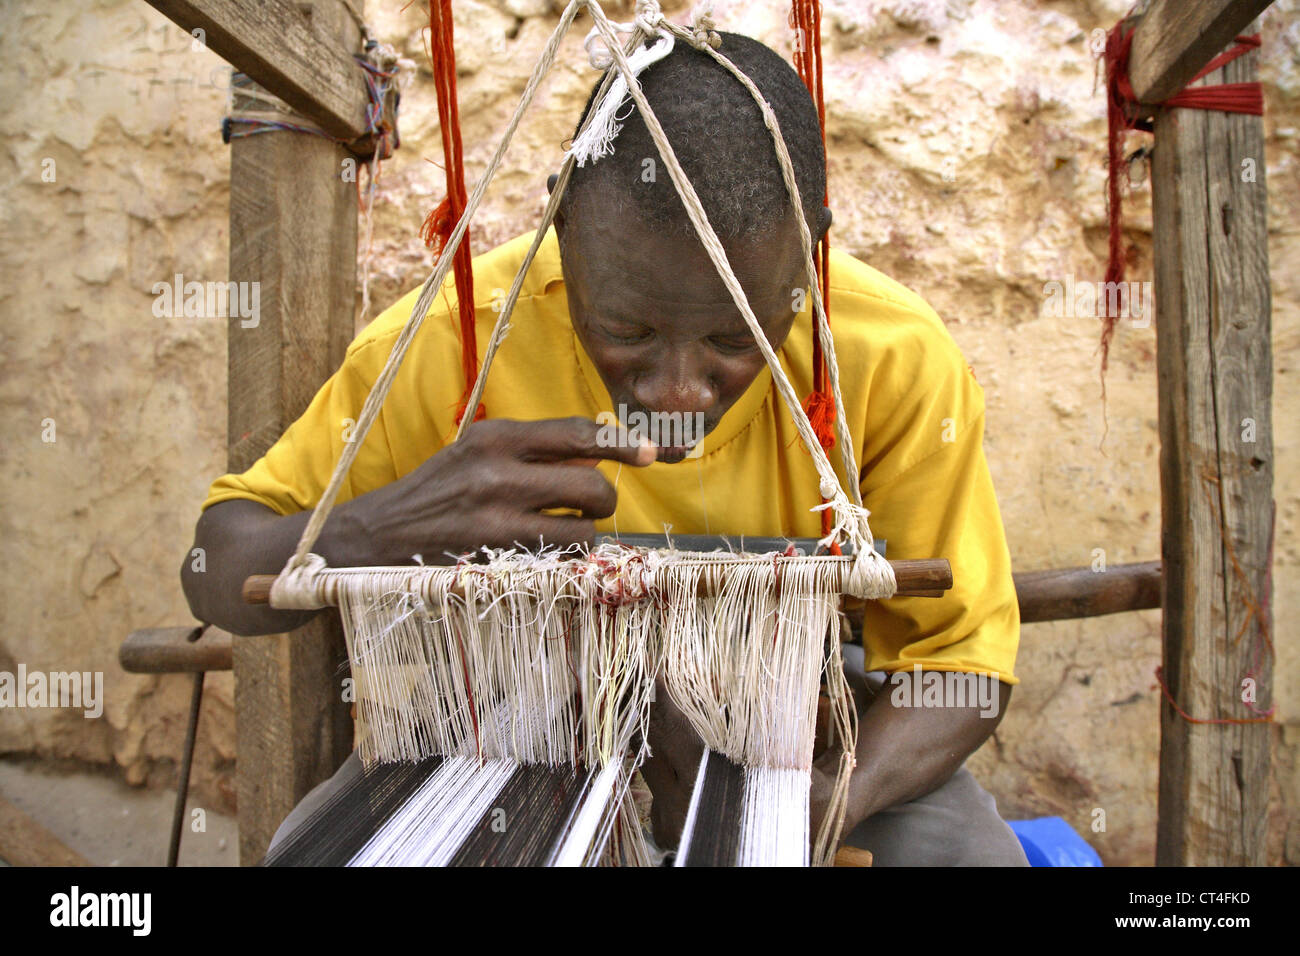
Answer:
[
  {"left": 1151, "top": 28, "right": 1273, "bottom": 866},
  {"left": 0, "top": 795, "right": 90, "bottom": 866},
  {"left": 145, "top": 0, "right": 369, "bottom": 141},
  {"left": 227, "top": 1, "right": 358, "bottom": 866},
  {"left": 833, "top": 846, "right": 873, "bottom": 867},
  {"left": 1127, "top": 0, "right": 1274, "bottom": 106},
  {"left": 120, "top": 626, "right": 233, "bottom": 673},
  {"left": 1015, "top": 561, "right": 1161, "bottom": 624},
  {"left": 240, "top": 557, "right": 955, "bottom": 606}
]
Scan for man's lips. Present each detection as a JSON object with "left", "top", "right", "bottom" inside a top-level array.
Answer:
[{"left": 613, "top": 404, "right": 720, "bottom": 463}]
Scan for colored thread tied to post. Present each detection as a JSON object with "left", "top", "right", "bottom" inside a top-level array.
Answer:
[{"left": 1100, "top": 25, "right": 1263, "bottom": 391}]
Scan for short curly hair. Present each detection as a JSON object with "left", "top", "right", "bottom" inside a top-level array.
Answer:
[{"left": 560, "top": 31, "right": 826, "bottom": 243}]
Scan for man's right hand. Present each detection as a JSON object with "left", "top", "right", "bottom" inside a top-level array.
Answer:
[
  {"left": 182, "top": 417, "right": 655, "bottom": 635},
  {"left": 345, "top": 416, "right": 657, "bottom": 565}
]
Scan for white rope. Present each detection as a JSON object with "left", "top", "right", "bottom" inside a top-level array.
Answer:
[
  {"left": 567, "top": 30, "right": 675, "bottom": 167},
  {"left": 282, "top": 0, "right": 587, "bottom": 573},
  {"left": 261, "top": 0, "right": 909, "bottom": 866},
  {"left": 585, "top": 3, "right": 894, "bottom": 598}
]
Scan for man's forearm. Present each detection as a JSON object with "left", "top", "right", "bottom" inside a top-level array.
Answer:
[
  {"left": 180, "top": 496, "right": 379, "bottom": 636},
  {"left": 840, "top": 678, "right": 1013, "bottom": 827}
]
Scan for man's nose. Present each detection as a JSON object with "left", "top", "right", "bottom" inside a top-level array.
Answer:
[{"left": 632, "top": 354, "right": 716, "bottom": 414}]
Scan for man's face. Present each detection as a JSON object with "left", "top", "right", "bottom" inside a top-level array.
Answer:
[{"left": 557, "top": 199, "right": 825, "bottom": 463}]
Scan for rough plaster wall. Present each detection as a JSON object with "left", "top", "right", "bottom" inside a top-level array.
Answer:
[
  {"left": 0, "top": 0, "right": 237, "bottom": 807},
  {"left": 0, "top": 0, "right": 1295, "bottom": 863}
]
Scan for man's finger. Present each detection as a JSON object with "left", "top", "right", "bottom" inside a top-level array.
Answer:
[
  {"left": 506, "top": 417, "right": 657, "bottom": 467},
  {"left": 516, "top": 463, "right": 619, "bottom": 519}
]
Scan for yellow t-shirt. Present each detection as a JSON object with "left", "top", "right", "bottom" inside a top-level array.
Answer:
[{"left": 204, "top": 228, "right": 1020, "bottom": 683}]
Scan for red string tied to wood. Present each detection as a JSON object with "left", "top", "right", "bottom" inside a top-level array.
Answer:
[{"left": 1101, "top": 25, "right": 1262, "bottom": 388}]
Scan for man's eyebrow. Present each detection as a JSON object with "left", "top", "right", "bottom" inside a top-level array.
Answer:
[
  {"left": 598, "top": 310, "right": 650, "bottom": 326},
  {"left": 596, "top": 299, "right": 791, "bottom": 330}
]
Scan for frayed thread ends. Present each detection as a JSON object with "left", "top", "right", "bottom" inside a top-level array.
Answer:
[{"left": 566, "top": 32, "right": 675, "bottom": 168}]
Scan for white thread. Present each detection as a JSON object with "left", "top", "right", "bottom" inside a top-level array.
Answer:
[
  {"left": 567, "top": 32, "right": 675, "bottom": 167},
  {"left": 269, "top": 552, "right": 330, "bottom": 610},
  {"left": 264, "top": 0, "right": 905, "bottom": 867}
]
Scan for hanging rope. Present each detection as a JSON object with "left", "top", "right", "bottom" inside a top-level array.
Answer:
[
  {"left": 789, "top": 0, "right": 836, "bottom": 536},
  {"left": 1101, "top": 24, "right": 1263, "bottom": 396},
  {"left": 267, "top": 0, "right": 897, "bottom": 866},
  {"left": 420, "top": 0, "right": 484, "bottom": 425}
]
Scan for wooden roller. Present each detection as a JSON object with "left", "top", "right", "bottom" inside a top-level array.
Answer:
[{"left": 242, "top": 556, "right": 953, "bottom": 605}]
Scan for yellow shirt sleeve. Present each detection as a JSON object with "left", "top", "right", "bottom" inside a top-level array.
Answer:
[
  {"left": 856, "top": 349, "right": 1020, "bottom": 684},
  {"left": 201, "top": 334, "right": 404, "bottom": 516}
]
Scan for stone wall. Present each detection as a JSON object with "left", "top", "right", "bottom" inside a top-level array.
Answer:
[{"left": 1, "top": 0, "right": 1296, "bottom": 863}]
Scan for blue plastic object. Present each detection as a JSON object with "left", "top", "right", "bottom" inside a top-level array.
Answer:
[{"left": 1008, "top": 816, "right": 1103, "bottom": 867}]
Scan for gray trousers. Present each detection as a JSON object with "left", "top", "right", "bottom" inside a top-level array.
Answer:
[
  {"left": 839, "top": 765, "right": 1027, "bottom": 865},
  {"left": 268, "top": 648, "right": 1028, "bottom": 866},
  {"left": 837, "top": 644, "right": 1027, "bottom": 866}
]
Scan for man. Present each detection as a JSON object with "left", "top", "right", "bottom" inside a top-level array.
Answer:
[{"left": 183, "top": 32, "right": 1026, "bottom": 865}]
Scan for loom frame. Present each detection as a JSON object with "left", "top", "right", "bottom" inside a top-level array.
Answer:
[{"left": 133, "top": 0, "right": 1277, "bottom": 866}]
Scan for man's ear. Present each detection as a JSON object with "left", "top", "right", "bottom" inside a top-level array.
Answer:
[
  {"left": 547, "top": 173, "right": 566, "bottom": 234},
  {"left": 816, "top": 205, "right": 833, "bottom": 241}
]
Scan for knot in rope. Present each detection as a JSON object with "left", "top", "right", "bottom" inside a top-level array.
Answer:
[
  {"left": 570, "top": 9, "right": 676, "bottom": 167},
  {"left": 843, "top": 546, "right": 897, "bottom": 601},
  {"left": 633, "top": 0, "right": 663, "bottom": 36},
  {"left": 687, "top": 0, "right": 722, "bottom": 50},
  {"left": 582, "top": 1, "right": 670, "bottom": 72},
  {"left": 585, "top": 545, "right": 654, "bottom": 605},
  {"left": 812, "top": 499, "right": 896, "bottom": 600},
  {"left": 270, "top": 552, "right": 331, "bottom": 610}
]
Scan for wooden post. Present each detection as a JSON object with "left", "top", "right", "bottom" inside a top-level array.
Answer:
[
  {"left": 1151, "top": 25, "right": 1273, "bottom": 865},
  {"left": 146, "top": 0, "right": 372, "bottom": 141},
  {"left": 226, "top": 1, "right": 360, "bottom": 865}
]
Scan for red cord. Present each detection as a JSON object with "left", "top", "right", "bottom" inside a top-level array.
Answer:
[
  {"left": 421, "top": 0, "right": 485, "bottom": 425},
  {"left": 1102, "top": 26, "right": 1262, "bottom": 393},
  {"left": 791, "top": 0, "right": 837, "bottom": 535}
]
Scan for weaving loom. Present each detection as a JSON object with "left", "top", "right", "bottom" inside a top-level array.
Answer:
[{"left": 245, "top": 0, "right": 954, "bottom": 866}]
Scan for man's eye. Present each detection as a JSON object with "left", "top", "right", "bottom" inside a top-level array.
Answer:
[
  {"left": 710, "top": 336, "right": 756, "bottom": 354},
  {"left": 602, "top": 326, "right": 652, "bottom": 345}
]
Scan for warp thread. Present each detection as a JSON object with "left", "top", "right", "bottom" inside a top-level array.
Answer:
[
  {"left": 287, "top": 541, "right": 882, "bottom": 865},
  {"left": 324, "top": 544, "right": 869, "bottom": 769},
  {"left": 267, "top": 1, "right": 898, "bottom": 864}
]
